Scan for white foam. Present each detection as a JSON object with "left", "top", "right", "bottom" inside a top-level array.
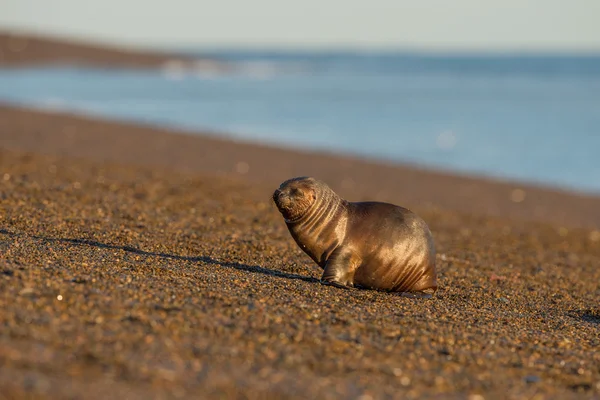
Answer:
[
  {"left": 35, "top": 97, "right": 68, "bottom": 113},
  {"left": 436, "top": 130, "right": 458, "bottom": 150},
  {"left": 161, "top": 59, "right": 188, "bottom": 81}
]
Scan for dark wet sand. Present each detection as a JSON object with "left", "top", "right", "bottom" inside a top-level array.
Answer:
[{"left": 1, "top": 33, "right": 599, "bottom": 399}]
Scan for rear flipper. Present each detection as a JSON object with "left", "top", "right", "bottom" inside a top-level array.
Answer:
[{"left": 409, "top": 273, "right": 437, "bottom": 295}]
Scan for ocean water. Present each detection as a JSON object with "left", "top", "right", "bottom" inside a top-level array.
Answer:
[{"left": 0, "top": 51, "right": 599, "bottom": 193}]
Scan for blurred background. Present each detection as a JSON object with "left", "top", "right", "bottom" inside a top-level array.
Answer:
[{"left": 1, "top": 0, "right": 599, "bottom": 193}]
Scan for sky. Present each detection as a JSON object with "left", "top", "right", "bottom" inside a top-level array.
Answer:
[{"left": 1, "top": 0, "right": 600, "bottom": 51}]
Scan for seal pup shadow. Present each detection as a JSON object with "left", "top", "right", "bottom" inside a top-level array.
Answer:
[
  {"left": 0, "top": 230, "right": 319, "bottom": 285},
  {"left": 272, "top": 176, "right": 438, "bottom": 297}
]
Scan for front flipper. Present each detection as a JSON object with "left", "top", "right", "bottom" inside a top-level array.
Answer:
[{"left": 320, "top": 248, "right": 360, "bottom": 289}]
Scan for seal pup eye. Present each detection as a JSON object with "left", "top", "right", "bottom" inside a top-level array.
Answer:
[{"left": 291, "top": 188, "right": 301, "bottom": 196}]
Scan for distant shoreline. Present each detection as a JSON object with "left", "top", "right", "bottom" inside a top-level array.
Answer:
[{"left": 0, "top": 30, "right": 230, "bottom": 71}]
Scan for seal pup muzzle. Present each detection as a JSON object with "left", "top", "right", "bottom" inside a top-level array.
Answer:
[{"left": 273, "top": 176, "right": 437, "bottom": 297}]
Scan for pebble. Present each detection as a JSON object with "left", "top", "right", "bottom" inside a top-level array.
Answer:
[{"left": 524, "top": 375, "right": 541, "bottom": 384}]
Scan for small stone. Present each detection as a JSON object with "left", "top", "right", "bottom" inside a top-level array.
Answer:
[
  {"left": 19, "top": 288, "right": 34, "bottom": 296},
  {"left": 438, "top": 348, "right": 451, "bottom": 356},
  {"left": 558, "top": 227, "right": 568, "bottom": 237},
  {"left": 524, "top": 375, "right": 541, "bottom": 384},
  {"left": 235, "top": 162, "right": 249, "bottom": 174},
  {"left": 510, "top": 189, "right": 526, "bottom": 203}
]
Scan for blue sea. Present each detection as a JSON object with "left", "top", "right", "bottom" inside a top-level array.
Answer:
[{"left": 0, "top": 51, "right": 599, "bottom": 193}]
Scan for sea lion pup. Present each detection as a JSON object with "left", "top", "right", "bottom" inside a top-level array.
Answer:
[{"left": 272, "top": 177, "right": 437, "bottom": 297}]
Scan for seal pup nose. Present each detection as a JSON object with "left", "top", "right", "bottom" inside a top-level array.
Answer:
[{"left": 272, "top": 188, "right": 283, "bottom": 202}]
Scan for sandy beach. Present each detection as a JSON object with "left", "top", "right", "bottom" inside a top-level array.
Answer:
[{"left": 0, "top": 32, "right": 599, "bottom": 399}]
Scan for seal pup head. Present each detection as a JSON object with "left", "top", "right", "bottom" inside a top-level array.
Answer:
[{"left": 272, "top": 176, "right": 321, "bottom": 223}]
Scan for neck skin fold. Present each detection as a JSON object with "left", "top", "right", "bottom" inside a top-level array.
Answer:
[{"left": 291, "top": 186, "right": 342, "bottom": 231}]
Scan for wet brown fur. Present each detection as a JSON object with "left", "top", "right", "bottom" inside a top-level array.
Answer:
[{"left": 273, "top": 177, "right": 437, "bottom": 296}]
